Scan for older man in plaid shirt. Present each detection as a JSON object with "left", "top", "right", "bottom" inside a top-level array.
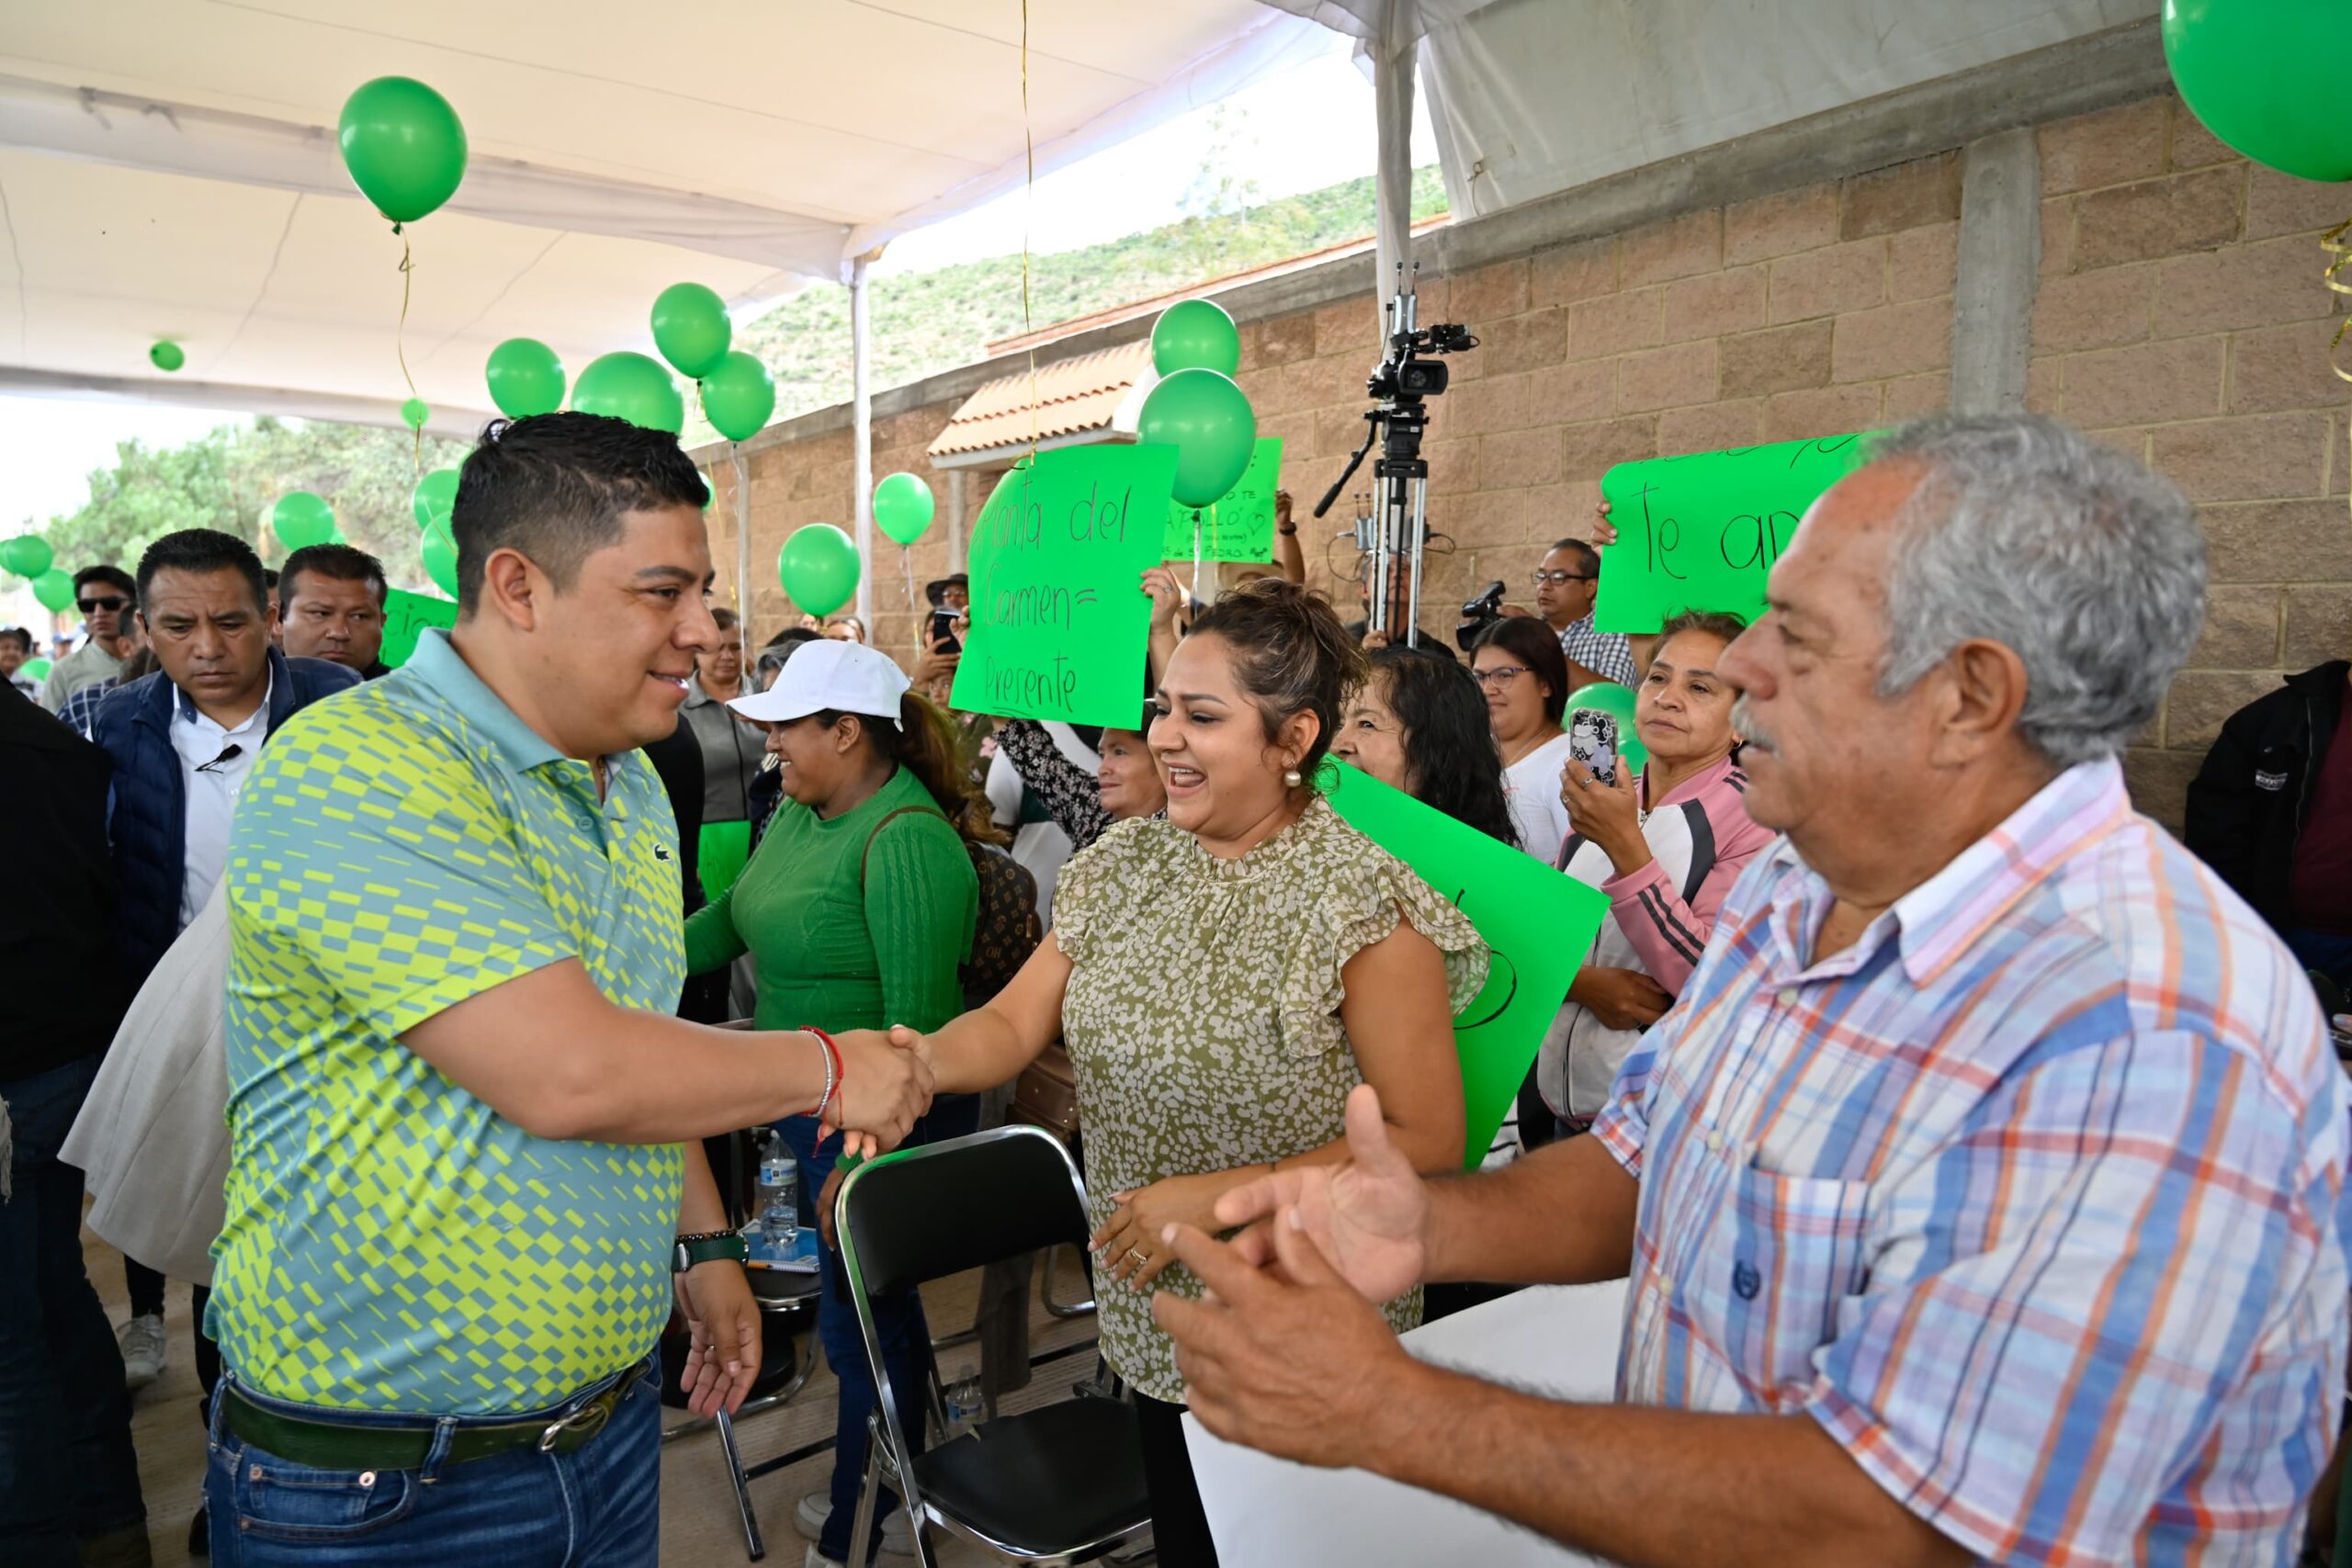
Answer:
[{"left": 1158, "top": 414, "right": 2350, "bottom": 1568}]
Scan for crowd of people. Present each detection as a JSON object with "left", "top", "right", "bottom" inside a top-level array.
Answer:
[{"left": 3, "top": 404, "right": 2348, "bottom": 1568}]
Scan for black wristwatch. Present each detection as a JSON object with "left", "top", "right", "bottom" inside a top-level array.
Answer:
[{"left": 673, "top": 1230, "right": 751, "bottom": 1273}]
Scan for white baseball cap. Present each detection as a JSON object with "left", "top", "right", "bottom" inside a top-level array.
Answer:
[{"left": 726, "top": 638, "right": 910, "bottom": 728}]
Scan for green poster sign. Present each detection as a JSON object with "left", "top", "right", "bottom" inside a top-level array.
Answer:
[
  {"left": 1593, "top": 431, "right": 1880, "bottom": 633},
  {"left": 1162, "top": 437, "right": 1283, "bottom": 564},
  {"left": 950, "top": 443, "right": 1180, "bottom": 729},
  {"left": 379, "top": 586, "right": 458, "bottom": 668},
  {"left": 1319, "top": 761, "right": 1610, "bottom": 1169}
]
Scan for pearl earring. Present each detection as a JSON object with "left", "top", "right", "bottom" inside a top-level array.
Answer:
[{"left": 1283, "top": 765, "right": 1303, "bottom": 788}]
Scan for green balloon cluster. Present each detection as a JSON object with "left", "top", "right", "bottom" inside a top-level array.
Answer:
[
  {"left": 31, "top": 570, "right": 74, "bottom": 614},
  {"left": 572, "top": 351, "right": 684, "bottom": 434},
  {"left": 401, "top": 397, "right": 431, "bottom": 431},
  {"left": 485, "top": 337, "right": 565, "bottom": 418},
  {"left": 2164, "top": 0, "right": 2352, "bottom": 181},
  {"left": 149, "top": 340, "right": 185, "bottom": 373},
  {"left": 421, "top": 517, "right": 460, "bottom": 599},
  {"left": 413, "top": 467, "right": 461, "bottom": 528},
  {"left": 651, "top": 283, "right": 732, "bottom": 380},
  {"left": 17, "top": 656, "right": 49, "bottom": 683},
  {"left": 1565, "top": 682, "right": 1651, "bottom": 778},
  {"left": 1151, "top": 299, "right": 1241, "bottom": 378},
  {"left": 700, "top": 351, "right": 775, "bottom": 443},
  {"left": 0, "top": 535, "right": 53, "bottom": 579},
  {"left": 271, "top": 491, "right": 339, "bottom": 550},
  {"left": 873, "top": 472, "right": 935, "bottom": 546},
  {"left": 1137, "top": 367, "right": 1257, "bottom": 507},
  {"left": 777, "top": 525, "right": 860, "bottom": 618},
  {"left": 338, "top": 76, "right": 469, "bottom": 224}
]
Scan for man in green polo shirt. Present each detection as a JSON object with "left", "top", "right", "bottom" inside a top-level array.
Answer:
[{"left": 205, "top": 413, "right": 933, "bottom": 1565}]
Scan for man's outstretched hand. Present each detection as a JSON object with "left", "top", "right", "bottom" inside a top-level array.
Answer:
[
  {"left": 1212, "top": 1083, "right": 1430, "bottom": 1303},
  {"left": 822, "top": 1026, "right": 933, "bottom": 1160}
]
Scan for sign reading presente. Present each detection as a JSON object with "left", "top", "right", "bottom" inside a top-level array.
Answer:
[
  {"left": 1593, "top": 431, "right": 1880, "bottom": 632},
  {"left": 1319, "top": 761, "right": 1609, "bottom": 1169},
  {"left": 1162, "top": 436, "right": 1283, "bottom": 564},
  {"left": 379, "top": 587, "right": 458, "bottom": 669},
  {"left": 952, "top": 443, "right": 1180, "bottom": 729}
]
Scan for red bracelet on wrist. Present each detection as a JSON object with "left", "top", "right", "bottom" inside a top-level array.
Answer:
[{"left": 801, "top": 1026, "right": 844, "bottom": 1122}]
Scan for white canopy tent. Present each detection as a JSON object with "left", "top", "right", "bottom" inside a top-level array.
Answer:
[{"left": 0, "top": 1, "right": 2158, "bottom": 616}]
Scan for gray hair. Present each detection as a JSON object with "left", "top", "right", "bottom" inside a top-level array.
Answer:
[{"left": 1869, "top": 414, "right": 2206, "bottom": 769}]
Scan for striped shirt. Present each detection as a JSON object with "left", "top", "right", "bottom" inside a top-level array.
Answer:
[
  {"left": 1594, "top": 758, "right": 2348, "bottom": 1565},
  {"left": 1557, "top": 615, "right": 1637, "bottom": 686}
]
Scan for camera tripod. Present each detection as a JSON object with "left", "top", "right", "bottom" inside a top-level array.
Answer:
[{"left": 1314, "top": 273, "right": 1475, "bottom": 648}]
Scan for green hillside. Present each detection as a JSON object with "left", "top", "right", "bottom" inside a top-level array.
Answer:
[{"left": 724, "top": 164, "right": 1448, "bottom": 433}]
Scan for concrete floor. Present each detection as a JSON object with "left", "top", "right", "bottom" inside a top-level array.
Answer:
[{"left": 85, "top": 1223, "right": 1124, "bottom": 1567}]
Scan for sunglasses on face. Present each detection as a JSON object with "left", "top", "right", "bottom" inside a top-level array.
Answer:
[
  {"left": 1530, "top": 570, "right": 1596, "bottom": 587},
  {"left": 78, "top": 596, "right": 130, "bottom": 615}
]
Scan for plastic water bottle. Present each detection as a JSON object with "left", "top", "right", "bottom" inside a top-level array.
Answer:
[
  {"left": 755, "top": 1136, "right": 798, "bottom": 1255},
  {"left": 942, "top": 1368, "right": 985, "bottom": 1439}
]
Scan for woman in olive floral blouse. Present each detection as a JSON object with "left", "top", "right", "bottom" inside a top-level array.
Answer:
[{"left": 863, "top": 579, "right": 1485, "bottom": 1566}]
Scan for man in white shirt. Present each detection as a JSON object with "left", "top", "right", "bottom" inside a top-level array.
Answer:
[{"left": 85, "top": 527, "right": 356, "bottom": 1549}]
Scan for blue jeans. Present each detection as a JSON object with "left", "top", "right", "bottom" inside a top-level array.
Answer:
[
  {"left": 0, "top": 1056, "right": 148, "bottom": 1567},
  {"left": 202, "top": 1354, "right": 661, "bottom": 1568},
  {"left": 781, "top": 1093, "right": 979, "bottom": 1563}
]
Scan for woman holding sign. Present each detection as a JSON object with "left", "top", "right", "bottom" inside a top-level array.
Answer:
[
  {"left": 1536, "top": 610, "right": 1772, "bottom": 1137},
  {"left": 858, "top": 581, "right": 1486, "bottom": 1566}
]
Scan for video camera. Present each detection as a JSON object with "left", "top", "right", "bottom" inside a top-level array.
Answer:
[
  {"left": 1366, "top": 321, "right": 1477, "bottom": 406},
  {"left": 1456, "top": 580, "right": 1506, "bottom": 652}
]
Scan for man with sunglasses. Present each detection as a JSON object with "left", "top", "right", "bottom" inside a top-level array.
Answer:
[
  {"left": 1531, "top": 538, "right": 1637, "bottom": 687},
  {"left": 38, "top": 565, "right": 139, "bottom": 713}
]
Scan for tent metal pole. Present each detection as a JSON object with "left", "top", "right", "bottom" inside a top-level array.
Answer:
[
  {"left": 850, "top": 252, "right": 876, "bottom": 627},
  {"left": 1372, "top": 0, "right": 1419, "bottom": 335}
]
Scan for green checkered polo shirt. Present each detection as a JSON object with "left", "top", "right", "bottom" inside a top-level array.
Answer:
[{"left": 209, "top": 628, "right": 688, "bottom": 1415}]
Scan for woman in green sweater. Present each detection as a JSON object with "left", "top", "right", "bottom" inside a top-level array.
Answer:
[{"left": 683, "top": 637, "right": 991, "bottom": 1568}]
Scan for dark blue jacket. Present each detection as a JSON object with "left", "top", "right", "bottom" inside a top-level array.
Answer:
[{"left": 92, "top": 646, "right": 360, "bottom": 987}]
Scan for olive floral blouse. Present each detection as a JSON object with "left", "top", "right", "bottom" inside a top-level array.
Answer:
[{"left": 1050, "top": 794, "right": 1488, "bottom": 1403}]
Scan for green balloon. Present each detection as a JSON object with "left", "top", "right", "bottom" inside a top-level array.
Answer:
[
  {"left": 31, "top": 569, "right": 74, "bottom": 614},
  {"left": 1, "top": 535, "right": 53, "bottom": 578},
  {"left": 1565, "top": 682, "right": 1650, "bottom": 779},
  {"left": 1151, "top": 299, "right": 1241, "bottom": 378},
  {"left": 2163, "top": 0, "right": 2352, "bottom": 180},
  {"left": 271, "top": 491, "right": 338, "bottom": 550},
  {"left": 776, "top": 524, "right": 860, "bottom": 618},
  {"left": 872, "top": 471, "right": 935, "bottom": 546},
  {"left": 401, "top": 397, "right": 430, "bottom": 431},
  {"left": 338, "top": 76, "right": 469, "bottom": 223},
  {"left": 421, "top": 517, "right": 461, "bottom": 600},
  {"left": 17, "top": 656, "right": 49, "bottom": 682},
  {"left": 571, "top": 351, "right": 684, "bottom": 434},
  {"left": 699, "top": 351, "right": 775, "bottom": 443},
  {"left": 1137, "top": 367, "right": 1257, "bottom": 508},
  {"left": 149, "top": 340, "right": 185, "bottom": 373},
  {"left": 484, "top": 337, "right": 565, "bottom": 418},
  {"left": 412, "top": 467, "right": 461, "bottom": 528},
  {"left": 650, "top": 283, "right": 732, "bottom": 380}
]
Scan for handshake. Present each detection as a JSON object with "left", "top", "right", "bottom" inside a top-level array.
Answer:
[{"left": 816, "top": 1022, "right": 942, "bottom": 1160}]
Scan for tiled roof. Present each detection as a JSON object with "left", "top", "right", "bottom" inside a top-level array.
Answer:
[{"left": 926, "top": 339, "right": 1153, "bottom": 459}]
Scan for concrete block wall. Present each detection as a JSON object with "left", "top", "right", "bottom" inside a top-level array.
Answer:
[
  {"left": 2027, "top": 96, "right": 2352, "bottom": 827},
  {"left": 704, "top": 83, "right": 2352, "bottom": 833}
]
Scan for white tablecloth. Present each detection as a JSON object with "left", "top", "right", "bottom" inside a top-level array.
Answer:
[{"left": 1185, "top": 1280, "right": 1629, "bottom": 1567}]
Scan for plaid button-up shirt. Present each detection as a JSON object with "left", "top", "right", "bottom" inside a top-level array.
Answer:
[
  {"left": 1595, "top": 758, "right": 2348, "bottom": 1565},
  {"left": 1557, "top": 615, "right": 1638, "bottom": 686}
]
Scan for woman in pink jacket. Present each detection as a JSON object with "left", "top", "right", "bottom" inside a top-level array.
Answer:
[{"left": 1537, "top": 609, "right": 1773, "bottom": 1134}]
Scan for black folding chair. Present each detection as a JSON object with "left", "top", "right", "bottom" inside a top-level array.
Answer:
[{"left": 836, "top": 1126, "right": 1151, "bottom": 1568}]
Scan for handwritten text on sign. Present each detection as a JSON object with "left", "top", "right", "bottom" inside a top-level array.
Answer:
[
  {"left": 379, "top": 587, "right": 458, "bottom": 669},
  {"left": 1592, "top": 432, "right": 1881, "bottom": 633},
  {"left": 950, "top": 443, "right": 1180, "bottom": 729},
  {"left": 1162, "top": 436, "right": 1283, "bottom": 564},
  {"left": 1319, "top": 761, "right": 1607, "bottom": 1168}
]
